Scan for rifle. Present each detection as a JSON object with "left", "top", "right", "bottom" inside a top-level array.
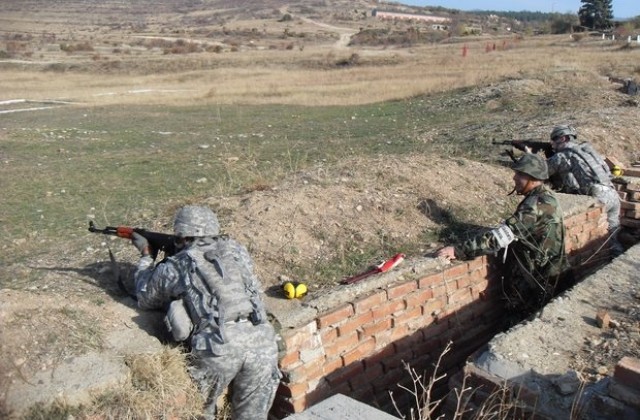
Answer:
[
  {"left": 88, "top": 221, "right": 177, "bottom": 260},
  {"left": 492, "top": 139, "right": 554, "bottom": 160}
]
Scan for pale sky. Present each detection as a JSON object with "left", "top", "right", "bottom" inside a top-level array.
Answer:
[{"left": 399, "top": 1, "right": 638, "bottom": 19}]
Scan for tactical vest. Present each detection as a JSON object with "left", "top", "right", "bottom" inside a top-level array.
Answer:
[
  {"left": 167, "top": 237, "right": 266, "bottom": 347},
  {"left": 556, "top": 142, "right": 611, "bottom": 195}
]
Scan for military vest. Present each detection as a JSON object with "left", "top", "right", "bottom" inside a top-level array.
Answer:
[
  {"left": 556, "top": 142, "right": 611, "bottom": 195},
  {"left": 168, "top": 237, "right": 266, "bottom": 346}
]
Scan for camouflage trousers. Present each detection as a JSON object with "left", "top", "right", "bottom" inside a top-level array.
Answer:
[
  {"left": 188, "top": 322, "right": 281, "bottom": 420},
  {"left": 591, "top": 184, "right": 623, "bottom": 254}
]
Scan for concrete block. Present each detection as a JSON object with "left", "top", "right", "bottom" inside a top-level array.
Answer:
[
  {"left": 285, "top": 393, "right": 400, "bottom": 419},
  {"left": 614, "top": 357, "right": 640, "bottom": 390},
  {"left": 609, "top": 381, "right": 640, "bottom": 408}
]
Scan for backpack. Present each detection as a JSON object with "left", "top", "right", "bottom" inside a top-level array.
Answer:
[{"left": 165, "top": 237, "right": 266, "bottom": 344}]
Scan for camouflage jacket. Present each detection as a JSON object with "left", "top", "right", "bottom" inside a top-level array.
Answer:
[
  {"left": 135, "top": 236, "right": 271, "bottom": 351},
  {"left": 547, "top": 141, "right": 612, "bottom": 195},
  {"left": 454, "top": 185, "right": 566, "bottom": 307}
]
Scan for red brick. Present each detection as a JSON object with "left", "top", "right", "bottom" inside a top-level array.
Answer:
[
  {"left": 372, "top": 366, "right": 405, "bottom": 392},
  {"left": 614, "top": 357, "right": 640, "bottom": 390},
  {"left": 423, "top": 298, "right": 445, "bottom": 316},
  {"left": 387, "top": 280, "right": 418, "bottom": 300},
  {"left": 629, "top": 191, "right": 640, "bottom": 201},
  {"left": 382, "top": 347, "right": 414, "bottom": 371},
  {"left": 360, "top": 318, "right": 393, "bottom": 338},
  {"left": 286, "top": 360, "right": 325, "bottom": 383},
  {"left": 448, "top": 287, "right": 473, "bottom": 308},
  {"left": 576, "top": 231, "right": 590, "bottom": 245},
  {"left": 277, "top": 381, "right": 309, "bottom": 398},
  {"left": 624, "top": 168, "right": 640, "bottom": 177},
  {"left": 352, "top": 290, "right": 387, "bottom": 313},
  {"left": 405, "top": 288, "right": 434, "bottom": 308},
  {"left": 320, "top": 327, "right": 338, "bottom": 343},
  {"left": 349, "top": 362, "right": 385, "bottom": 389},
  {"left": 288, "top": 395, "right": 310, "bottom": 413},
  {"left": 371, "top": 329, "right": 394, "bottom": 349},
  {"left": 621, "top": 200, "right": 640, "bottom": 211},
  {"left": 605, "top": 156, "right": 625, "bottom": 169},
  {"left": 303, "top": 385, "right": 334, "bottom": 408},
  {"left": 621, "top": 217, "right": 640, "bottom": 228},
  {"left": 390, "top": 323, "right": 411, "bottom": 341},
  {"left": 586, "top": 207, "right": 603, "bottom": 220},
  {"left": 392, "top": 306, "right": 423, "bottom": 327},
  {"left": 443, "top": 262, "right": 470, "bottom": 280},
  {"left": 471, "top": 281, "right": 489, "bottom": 299},
  {"left": 337, "top": 311, "right": 374, "bottom": 336},
  {"left": 324, "top": 332, "right": 359, "bottom": 359},
  {"left": 455, "top": 275, "right": 471, "bottom": 289},
  {"left": 317, "top": 304, "right": 354, "bottom": 328},
  {"left": 326, "top": 360, "right": 365, "bottom": 386},
  {"left": 626, "top": 182, "right": 640, "bottom": 193},
  {"left": 279, "top": 350, "right": 300, "bottom": 369},
  {"left": 467, "top": 256, "right": 486, "bottom": 270},
  {"left": 625, "top": 209, "right": 640, "bottom": 219},
  {"left": 342, "top": 337, "right": 376, "bottom": 365},
  {"left": 283, "top": 323, "right": 317, "bottom": 350},
  {"left": 374, "top": 300, "right": 407, "bottom": 319},
  {"left": 364, "top": 343, "right": 396, "bottom": 368},
  {"left": 418, "top": 272, "right": 443, "bottom": 288},
  {"left": 431, "top": 283, "right": 446, "bottom": 297},
  {"left": 565, "top": 213, "right": 587, "bottom": 228},
  {"left": 322, "top": 356, "right": 344, "bottom": 376}
]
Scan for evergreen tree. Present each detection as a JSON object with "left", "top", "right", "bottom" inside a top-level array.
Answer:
[{"left": 578, "top": 0, "right": 613, "bottom": 30}]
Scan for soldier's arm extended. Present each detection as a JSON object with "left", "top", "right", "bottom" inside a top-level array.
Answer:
[{"left": 135, "top": 257, "right": 184, "bottom": 310}]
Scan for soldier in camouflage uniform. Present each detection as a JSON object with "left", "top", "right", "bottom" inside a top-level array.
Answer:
[
  {"left": 131, "top": 206, "right": 281, "bottom": 420},
  {"left": 546, "top": 125, "right": 623, "bottom": 256},
  {"left": 437, "top": 154, "right": 566, "bottom": 316}
]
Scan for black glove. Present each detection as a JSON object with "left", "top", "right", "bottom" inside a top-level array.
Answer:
[{"left": 131, "top": 232, "right": 150, "bottom": 256}]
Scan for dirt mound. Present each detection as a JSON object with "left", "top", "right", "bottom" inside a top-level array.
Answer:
[{"left": 205, "top": 154, "right": 516, "bottom": 287}]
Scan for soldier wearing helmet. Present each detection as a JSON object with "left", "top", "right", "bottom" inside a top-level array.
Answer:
[
  {"left": 437, "top": 154, "right": 566, "bottom": 319},
  {"left": 547, "top": 124, "right": 623, "bottom": 257},
  {"left": 131, "top": 205, "right": 281, "bottom": 420}
]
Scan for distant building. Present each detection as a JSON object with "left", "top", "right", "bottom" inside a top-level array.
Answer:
[{"left": 372, "top": 9, "right": 451, "bottom": 24}]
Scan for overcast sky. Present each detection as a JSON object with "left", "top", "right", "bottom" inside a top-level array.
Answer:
[{"left": 399, "top": 1, "right": 638, "bottom": 19}]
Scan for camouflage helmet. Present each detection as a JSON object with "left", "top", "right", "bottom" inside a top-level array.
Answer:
[
  {"left": 512, "top": 153, "right": 549, "bottom": 180},
  {"left": 173, "top": 206, "right": 220, "bottom": 237},
  {"left": 550, "top": 124, "right": 577, "bottom": 141}
]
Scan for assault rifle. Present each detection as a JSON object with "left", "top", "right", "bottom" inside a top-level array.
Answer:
[
  {"left": 88, "top": 221, "right": 177, "bottom": 260},
  {"left": 492, "top": 139, "right": 555, "bottom": 161}
]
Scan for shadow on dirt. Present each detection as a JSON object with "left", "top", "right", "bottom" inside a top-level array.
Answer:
[
  {"left": 32, "top": 252, "right": 171, "bottom": 343},
  {"left": 418, "top": 197, "right": 488, "bottom": 244}
]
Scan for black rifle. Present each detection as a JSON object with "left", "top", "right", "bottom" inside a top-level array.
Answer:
[
  {"left": 88, "top": 221, "right": 177, "bottom": 260},
  {"left": 492, "top": 139, "right": 555, "bottom": 161}
]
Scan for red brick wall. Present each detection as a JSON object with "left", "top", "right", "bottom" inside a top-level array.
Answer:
[{"left": 271, "top": 204, "right": 609, "bottom": 418}]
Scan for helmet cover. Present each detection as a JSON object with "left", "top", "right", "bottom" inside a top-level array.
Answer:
[
  {"left": 173, "top": 206, "right": 220, "bottom": 237},
  {"left": 512, "top": 153, "right": 549, "bottom": 180}
]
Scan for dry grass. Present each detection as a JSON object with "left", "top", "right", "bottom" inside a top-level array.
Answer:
[
  {"left": 3, "top": 36, "right": 638, "bottom": 107},
  {"left": 22, "top": 347, "right": 204, "bottom": 419}
]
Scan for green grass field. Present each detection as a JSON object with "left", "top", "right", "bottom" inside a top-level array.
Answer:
[{"left": 1, "top": 94, "right": 494, "bottom": 266}]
